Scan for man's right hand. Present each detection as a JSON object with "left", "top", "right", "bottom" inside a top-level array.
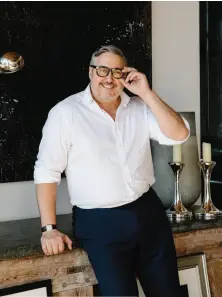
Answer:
[{"left": 41, "top": 229, "right": 73, "bottom": 256}]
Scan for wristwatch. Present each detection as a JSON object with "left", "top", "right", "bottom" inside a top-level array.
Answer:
[{"left": 41, "top": 224, "right": 57, "bottom": 233}]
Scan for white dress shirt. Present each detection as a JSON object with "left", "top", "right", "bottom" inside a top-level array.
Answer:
[{"left": 34, "top": 85, "right": 190, "bottom": 209}]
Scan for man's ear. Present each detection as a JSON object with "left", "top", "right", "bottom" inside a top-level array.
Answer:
[{"left": 89, "top": 67, "right": 92, "bottom": 80}]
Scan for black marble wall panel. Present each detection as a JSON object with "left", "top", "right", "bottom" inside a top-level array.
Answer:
[{"left": 0, "top": 1, "right": 151, "bottom": 183}]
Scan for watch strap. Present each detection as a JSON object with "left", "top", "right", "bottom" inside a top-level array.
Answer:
[{"left": 41, "top": 224, "right": 57, "bottom": 233}]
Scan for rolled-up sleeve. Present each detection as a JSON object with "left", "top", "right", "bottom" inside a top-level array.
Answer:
[
  {"left": 34, "top": 105, "right": 71, "bottom": 185},
  {"left": 147, "top": 110, "right": 190, "bottom": 145}
]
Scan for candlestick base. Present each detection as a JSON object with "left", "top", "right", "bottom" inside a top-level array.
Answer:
[
  {"left": 168, "top": 215, "right": 192, "bottom": 224},
  {"left": 166, "top": 162, "right": 193, "bottom": 220},
  {"left": 193, "top": 205, "right": 216, "bottom": 220},
  {"left": 166, "top": 203, "right": 193, "bottom": 219},
  {"left": 194, "top": 204, "right": 222, "bottom": 219}
]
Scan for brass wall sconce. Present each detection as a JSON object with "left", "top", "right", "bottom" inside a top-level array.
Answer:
[{"left": 0, "top": 52, "right": 24, "bottom": 74}]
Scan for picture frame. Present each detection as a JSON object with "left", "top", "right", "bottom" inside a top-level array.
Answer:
[
  {"left": 0, "top": 279, "right": 52, "bottom": 297},
  {"left": 177, "top": 252, "right": 211, "bottom": 297}
]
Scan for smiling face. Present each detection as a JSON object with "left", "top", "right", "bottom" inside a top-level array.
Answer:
[{"left": 89, "top": 52, "right": 126, "bottom": 103}]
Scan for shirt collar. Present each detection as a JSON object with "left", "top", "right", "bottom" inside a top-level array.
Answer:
[{"left": 82, "top": 84, "right": 130, "bottom": 108}]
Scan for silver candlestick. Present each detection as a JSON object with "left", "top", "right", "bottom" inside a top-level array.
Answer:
[
  {"left": 195, "top": 160, "right": 222, "bottom": 219},
  {"left": 166, "top": 162, "right": 192, "bottom": 220}
]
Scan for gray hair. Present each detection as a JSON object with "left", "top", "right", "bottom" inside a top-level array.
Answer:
[{"left": 90, "top": 45, "right": 127, "bottom": 65}]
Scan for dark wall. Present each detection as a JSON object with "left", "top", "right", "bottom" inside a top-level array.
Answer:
[
  {"left": 200, "top": 1, "right": 222, "bottom": 209},
  {"left": 0, "top": 1, "right": 152, "bottom": 183}
]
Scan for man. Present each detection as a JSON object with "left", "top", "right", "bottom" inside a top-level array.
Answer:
[{"left": 34, "top": 45, "right": 189, "bottom": 297}]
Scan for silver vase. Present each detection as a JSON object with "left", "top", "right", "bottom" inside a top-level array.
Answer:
[{"left": 151, "top": 112, "right": 201, "bottom": 209}]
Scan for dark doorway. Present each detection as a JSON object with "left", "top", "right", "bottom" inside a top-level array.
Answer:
[{"left": 200, "top": 1, "right": 222, "bottom": 209}]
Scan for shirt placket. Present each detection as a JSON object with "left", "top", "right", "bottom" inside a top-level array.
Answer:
[
  {"left": 90, "top": 101, "right": 134, "bottom": 196},
  {"left": 115, "top": 108, "right": 133, "bottom": 191}
]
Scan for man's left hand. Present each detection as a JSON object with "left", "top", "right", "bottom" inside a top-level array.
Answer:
[{"left": 120, "top": 67, "right": 151, "bottom": 98}]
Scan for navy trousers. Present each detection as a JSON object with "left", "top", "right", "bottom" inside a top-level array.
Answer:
[{"left": 72, "top": 188, "right": 181, "bottom": 297}]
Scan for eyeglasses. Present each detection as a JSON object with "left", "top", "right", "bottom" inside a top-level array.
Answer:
[{"left": 90, "top": 65, "right": 125, "bottom": 79}]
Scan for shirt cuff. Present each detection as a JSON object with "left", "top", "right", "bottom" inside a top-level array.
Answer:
[
  {"left": 34, "top": 167, "right": 62, "bottom": 185},
  {"left": 158, "top": 116, "right": 190, "bottom": 145}
]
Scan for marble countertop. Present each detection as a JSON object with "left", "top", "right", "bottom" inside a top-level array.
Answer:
[
  {"left": 0, "top": 214, "right": 75, "bottom": 261},
  {"left": 1, "top": 213, "right": 222, "bottom": 261}
]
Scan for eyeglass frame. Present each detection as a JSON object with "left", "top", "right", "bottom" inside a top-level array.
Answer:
[{"left": 89, "top": 65, "right": 126, "bottom": 79}]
